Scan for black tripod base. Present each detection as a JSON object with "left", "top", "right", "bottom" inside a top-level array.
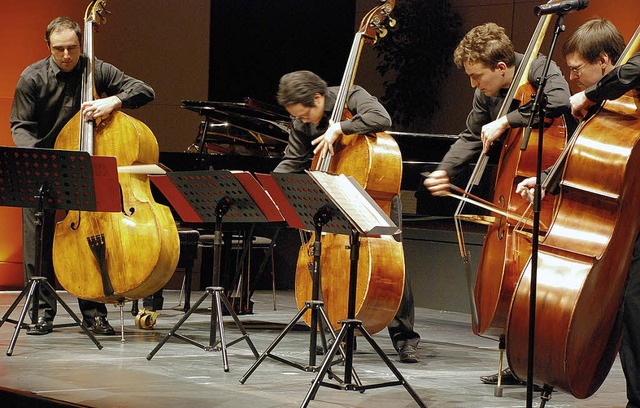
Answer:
[
  {"left": 240, "top": 299, "right": 349, "bottom": 384},
  {"left": 0, "top": 277, "right": 103, "bottom": 356},
  {"left": 146, "top": 286, "right": 259, "bottom": 372},
  {"left": 301, "top": 319, "right": 426, "bottom": 408}
]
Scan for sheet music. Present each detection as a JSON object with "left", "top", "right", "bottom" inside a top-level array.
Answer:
[{"left": 308, "top": 171, "right": 400, "bottom": 236}]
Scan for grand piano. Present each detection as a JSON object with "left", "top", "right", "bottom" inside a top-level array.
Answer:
[{"left": 159, "top": 98, "right": 289, "bottom": 174}]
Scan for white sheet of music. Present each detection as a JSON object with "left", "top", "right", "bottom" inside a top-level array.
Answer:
[{"left": 308, "top": 171, "right": 400, "bottom": 237}]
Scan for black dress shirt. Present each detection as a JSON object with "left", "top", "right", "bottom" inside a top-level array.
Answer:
[{"left": 11, "top": 55, "right": 155, "bottom": 148}]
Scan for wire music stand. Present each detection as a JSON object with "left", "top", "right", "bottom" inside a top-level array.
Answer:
[
  {"left": 146, "top": 170, "right": 282, "bottom": 371},
  {"left": 0, "top": 146, "right": 122, "bottom": 355}
]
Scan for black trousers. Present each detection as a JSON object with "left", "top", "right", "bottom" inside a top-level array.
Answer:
[
  {"left": 387, "top": 196, "right": 420, "bottom": 350},
  {"left": 22, "top": 208, "right": 108, "bottom": 322},
  {"left": 621, "top": 234, "right": 640, "bottom": 407}
]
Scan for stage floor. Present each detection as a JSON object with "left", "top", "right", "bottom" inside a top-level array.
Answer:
[{"left": 0, "top": 289, "right": 627, "bottom": 407}]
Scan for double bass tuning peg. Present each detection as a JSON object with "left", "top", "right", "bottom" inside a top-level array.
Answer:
[
  {"left": 96, "top": 1, "right": 112, "bottom": 23},
  {"left": 388, "top": 17, "right": 397, "bottom": 27},
  {"left": 371, "top": 21, "right": 389, "bottom": 38}
]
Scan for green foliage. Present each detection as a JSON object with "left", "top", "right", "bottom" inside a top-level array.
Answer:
[{"left": 376, "top": 0, "right": 463, "bottom": 131}]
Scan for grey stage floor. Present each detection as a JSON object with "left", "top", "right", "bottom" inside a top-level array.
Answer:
[{"left": 0, "top": 289, "right": 628, "bottom": 407}]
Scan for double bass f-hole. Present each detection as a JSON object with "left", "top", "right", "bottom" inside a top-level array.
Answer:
[{"left": 496, "top": 195, "right": 506, "bottom": 241}]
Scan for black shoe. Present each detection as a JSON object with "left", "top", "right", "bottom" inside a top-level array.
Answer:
[
  {"left": 399, "top": 344, "right": 419, "bottom": 363},
  {"left": 84, "top": 316, "right": 115, "bottom": 335},
  {"left": 27, "top": 317, "right": 53, "bottom": 335}
]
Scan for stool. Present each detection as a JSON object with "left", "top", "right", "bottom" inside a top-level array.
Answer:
[
  {"left": 176, "top": 229, "right": 200, "bottom": 311},
  {"left": 247, "top": 234, "right": 278, "bottom": 311}
]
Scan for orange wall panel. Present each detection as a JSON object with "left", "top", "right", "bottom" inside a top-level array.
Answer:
[{"left": 0, "top": 1, "right": 86, "bottom": 288}]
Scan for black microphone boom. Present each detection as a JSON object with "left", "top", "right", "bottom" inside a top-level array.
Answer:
[{"left": 534, "top": 0, "right": 589, "bottom": 16}]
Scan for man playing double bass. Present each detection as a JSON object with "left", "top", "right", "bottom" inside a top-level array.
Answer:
[
  {"left": 274, "top": 70, "right": 421, "bottom": 363},
  {"left": 423, "top": 22, "right": 573, "bottom": 385},
  {"left": 516, "top": 19, "right": 639, "bottom": 408},
  {"left": 424, "top": 22, "right": 573, "bottom": 196},
  {"left": 10, "top": 16, "right": 155, "bottom": 336}
]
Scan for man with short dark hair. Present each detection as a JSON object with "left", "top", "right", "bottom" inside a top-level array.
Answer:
[
  {"left": 275, "top": 70, "right": 421, "bottom": 363},
  {"left": 10, "top": 16, "right": 155, "bottom": 336}
]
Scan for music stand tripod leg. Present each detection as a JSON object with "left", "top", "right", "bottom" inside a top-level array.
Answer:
[
  {"left": 239, "top": 301, "right": 311, "bottom": 383},
  {"left": 146, "top": 288, "right": 212, "bottom": 360},
  {"left": 217, "top": 287, "right": 259, "bottom": 358},
  {"left": 209, "top": 286, "right": 261, "bottom": 373},
  {"left": 206, "top": 200, "right": 259, "bottom": 371},
  {"left": 2, "top": 185, "right": 49, "bottom": 355},
  {"left": 4, "top": 278, "right": 40, "bottom": 356},
  {"left": 40, "top": 278, "right": 103, "bottom": 349},
  {"left": 306, "top": 215, "right": 328, "bottom": 366},
  {"left": 357, "top": 324, "right": 426, "bottom": 407},
  {"left": 4, "top": 191, "right": 104, "bottom": 355},
  {"left": 0, "top": 281, "right": 32, "bottom": 330},
  {"left": 210, "top": 287, "right": 229, "bottom": 371},
  {"left": 239, "top": 207, "right": 344, "bottom": 383},
  {"left": 3, "top": 277, "right": 103, "bottom": 355},
  {"left": 301, "top": 319, "right": 350, "bottom": 406}
]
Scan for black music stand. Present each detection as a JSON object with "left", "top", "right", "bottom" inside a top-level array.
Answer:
[
  {"left": 252, "top": 172, "right": 424, "bottom": 407},
  {"left": 0, "top": 147, "right": 122, "bottom": 355},
  {"left": 240, "top": 172, "right": 351, "bottom": 384},
  {"left": 518, "top": 10, "right": 569, "bottom": 408},
  {"left": 146, "top": 170, "right": 282, "bottom": 371}
]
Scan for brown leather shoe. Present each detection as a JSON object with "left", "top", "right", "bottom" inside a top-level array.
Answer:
[
  {"left": 399, "top": 344, "right": 419, "bottom": 363},
  {"left": 480, "top": 368, "right": 521, "bottom": 385},
  {"left": 84, "top": 316, "right": 115, "bottom": 335},
  {"left": 480, "top": 368, "right": 544, "bottom": 391}
]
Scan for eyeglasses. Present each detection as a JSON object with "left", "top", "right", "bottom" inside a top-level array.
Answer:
[
  {"left": 289, "top": 106, "right": 312, "bottom": 121},
  {"left": 568, "top": 62, "right": 587, "bottom": 75}
]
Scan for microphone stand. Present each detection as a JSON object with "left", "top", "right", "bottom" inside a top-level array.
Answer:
[{"left": 519, "top": 11, "right": 566, "bottom": 408}]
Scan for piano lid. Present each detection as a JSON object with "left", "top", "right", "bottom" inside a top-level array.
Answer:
[{"left": 182, "top": 98, "right": 290, "bottom": 146}]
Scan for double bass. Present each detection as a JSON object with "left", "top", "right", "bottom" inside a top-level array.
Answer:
[
  {"left": 452, "top": 10, "right": 568, "bottom": 338},
  {"left": 506, "top": 25, "right": 640, "bottom": 398},
  {"left": 52, "top": 1, "right": 179, "bottom": 303},
  {"left": 294, "top": 0, "right": 404, "bottom": 334}
]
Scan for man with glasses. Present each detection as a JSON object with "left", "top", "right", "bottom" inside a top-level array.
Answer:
[
  {"left": 274, "top": 70, "right": 421, "bottom": 364},
  {"left": 516, "top": 18, "right": 625, "bottom": 204},
  {"left": 274, "top": 70, "right": 392, "bottom": 172},
  {"left": 564, "top": 19, "right": 625, "bottom": 93}
]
